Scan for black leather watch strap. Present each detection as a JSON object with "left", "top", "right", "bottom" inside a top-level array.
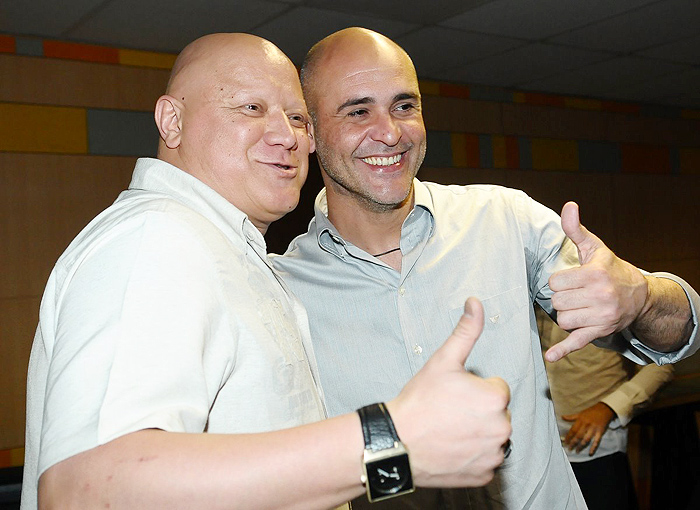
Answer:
[{"left": 358, "top": 402, "right": 400, "bottom": 452}]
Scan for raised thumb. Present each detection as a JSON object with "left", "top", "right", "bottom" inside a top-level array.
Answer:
[{"left": 561, "top": 201, "right": 602, "bottom": 261}]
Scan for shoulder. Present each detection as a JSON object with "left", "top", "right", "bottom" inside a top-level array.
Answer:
[
  {"left": 418, "top": 180, "right": 542, "bottom": 221},
  {"left": 58, "top": 193, "right": 240, "bottom": 279}
]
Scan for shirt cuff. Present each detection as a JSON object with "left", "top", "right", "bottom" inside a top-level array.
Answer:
[{"left": 626, "top": 272, "right": 700, "bottom": 365}]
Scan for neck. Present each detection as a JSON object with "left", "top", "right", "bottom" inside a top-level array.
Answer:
[{"left": 325, "top": 186, "right": 414, "bottom": 258}]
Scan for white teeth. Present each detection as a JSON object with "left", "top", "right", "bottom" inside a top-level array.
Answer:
[{"left": 361, "top": 154, "right": 401, "bottom": 166}]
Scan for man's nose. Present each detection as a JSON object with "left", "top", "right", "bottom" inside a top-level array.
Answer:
[
  {"left": 264, "top": 112, "right": 298, "bottom": 150},
  {"left": 368, "top": 112, "right": 400, "bottom": 146}
]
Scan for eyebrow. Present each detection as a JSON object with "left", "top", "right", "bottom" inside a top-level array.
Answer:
[
  {"left": 336, "top": 96, "right": 374, "bottom": 114},
  {"left": 335, "top": 92, "right": 420, "bottom": 114}
]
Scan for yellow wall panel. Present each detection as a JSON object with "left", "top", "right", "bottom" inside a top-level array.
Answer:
[
  {"left": 119, "top": 48, "right": 176, "bottom": 69},
  {"left": 492, "top": 135, "right": 507, "bottom": 168},
  {"left": 530, "top": 138, "right": 578, "bottom": 171},
  {"left": 0, "top": 103, "right": 87, "bottom": 153},
  {"left": 418, "top": 80, "right": 440, "bottom": 96}
]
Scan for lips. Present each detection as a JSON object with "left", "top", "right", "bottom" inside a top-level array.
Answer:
[{"left": 260, "top": 160, "right": 299, "bottom": 177}]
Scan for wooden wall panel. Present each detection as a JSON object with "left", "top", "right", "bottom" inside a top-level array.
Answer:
[
  {"left": 611, "top": 174, "right": 700, "bottom": 265},
  {"left": 422, "top": 96, "right": 503, "bottom": 133},
  {"left": 0, "top": 154, "right": 136, "bottom": 299},
  {"left": 0, "top": 297, "right": 40, "bottom": 449},
  {"left": 502, "top": 103, "right": 607, "bottom": 141},
  {"left": 0, "top": 54, "right": 169, "bottom": 111}
]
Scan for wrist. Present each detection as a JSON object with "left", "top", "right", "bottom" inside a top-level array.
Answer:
[{"left": 357, "top": 403, "right": 415, "bottom": 502}]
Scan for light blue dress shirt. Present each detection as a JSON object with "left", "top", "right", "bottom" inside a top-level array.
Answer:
[{"left": 272, "top": 180, "right": 699, "bottom": 509}]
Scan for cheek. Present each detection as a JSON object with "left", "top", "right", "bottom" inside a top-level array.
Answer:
[{"left": 404, "top": 121, "right": 426, "bottom": 143}]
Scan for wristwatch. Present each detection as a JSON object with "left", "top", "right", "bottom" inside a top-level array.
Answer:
[{"left": 357, "top": 403, "right": 415, "bottom": 502}]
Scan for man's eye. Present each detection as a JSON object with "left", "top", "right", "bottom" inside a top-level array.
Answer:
[
  {"left": 245, "top": 104, "right": 261, "bottom": 112},
  {"left": 395, "top": 103, "right": 416, "bottom": 112},
  {"left": 348, "top": 109, "right": 368, "bottom": 117},
  {"left": 288, "top": 114, "right": 306, "bottom": 127}
]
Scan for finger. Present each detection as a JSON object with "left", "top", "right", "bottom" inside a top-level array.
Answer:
[
  {"left": 560, "top": 202, "right": 603, "bottom": 262},
  {"left": 589, "top": 434, "right": 602, "bottom": 456},
  {"left": 431, "top": 297, "right": 484, "bottom": 367},
  {"left": 566, "top": 430, "right": 583, "bottom": 451},
  {"left": 564, "top": 421, "right": 581, "bottom": 446},
  {"left": 561, "top": 414, "right": 578, "bottom": 422},
  {"left": 544, "top": 328, "right": 598, "bottom": 362},
  {"left": 576, "top": 428, "right": 595, "bottom": 453}
]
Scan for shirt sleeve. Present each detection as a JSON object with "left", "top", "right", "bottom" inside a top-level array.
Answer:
[
  {"left": 594, "top": 272, "right": 700, "bottom": 365},
  {"left": 600, "top": 362, "right": 675, "bottom": 426},
  {"left": 40, "top": 210, "right": 233, "bottom": 477}
]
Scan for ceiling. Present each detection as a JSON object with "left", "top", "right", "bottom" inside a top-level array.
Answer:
[{"left": 3, "top": 0, "right": 700, "bottom": 109}]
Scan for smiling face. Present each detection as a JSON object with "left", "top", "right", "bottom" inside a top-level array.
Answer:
[
  {"left": 157, "top": 34, "right": 314, "bottom": 233},
  {"left": 304, "top": 29, "right": 426, "bottom": 213}
]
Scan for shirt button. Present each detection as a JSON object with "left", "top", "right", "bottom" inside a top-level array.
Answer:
[
  {"left": 413, "top": 344, "right": 423, "bottom": 355},
  {"left": 399, "top": 287, "right": 406, "bottom": 296}
]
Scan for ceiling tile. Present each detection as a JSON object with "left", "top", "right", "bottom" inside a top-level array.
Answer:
[
  {"left": 520, "top": 56, "right": 689, "bottom": 100},
  {"left": 639, "top": 35, "right": 700, "bottom": 65},
  {"left": 551, "top": 0, "right": 700, "bottom": 53},
  {"left": 395, "top": 26, "right": 522, "bottom": 75},
  {"left": 303, "top": 0, "right": 490, "bottom": 25},
  {"left": 440, "top": 0, "right": 657, "bottom": 40},
  {"left": 65, "top": 0, "right": 290, "bottom": 53},
  {"left": 254, "top": 7, "right": 418, "bottom": 64},
  {"left": 428, "top": 42, "right": 611, "bottom": 88},
  {"left": 0, "top": 0, "right": 106, "bottom": 37},
  {"left": 610, "top": 67, "right": 700, "bottom": 103}
]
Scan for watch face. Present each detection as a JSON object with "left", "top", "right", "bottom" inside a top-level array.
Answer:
[{"left": 367, "top": 453, "right": 414, "bottom": 501}]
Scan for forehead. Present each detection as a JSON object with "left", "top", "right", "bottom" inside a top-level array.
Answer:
[
  {"left": 317, "top": 44, "right": 419, "bottom": 103},
  {"left": 206, "top": 50, "right": 305, "bottom": 106}
]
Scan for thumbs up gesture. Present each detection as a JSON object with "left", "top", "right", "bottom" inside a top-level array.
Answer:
[
  {"left": 544, "top": 202, "right": 649, "bottom": 362},
  {"left": 388, "top": 298, "right": 512, "bottom": 487}
]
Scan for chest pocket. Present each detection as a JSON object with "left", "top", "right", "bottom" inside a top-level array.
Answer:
[{"left": 448, "top": 286, "right": 532, "bottom": 385}]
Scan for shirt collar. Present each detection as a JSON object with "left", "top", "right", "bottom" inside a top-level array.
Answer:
[
  {"left": 129, "top": 158, "right": 267, "bottom": 256},
  {"left": 313, "top": 179, "right": 436, "bottom": 257}
]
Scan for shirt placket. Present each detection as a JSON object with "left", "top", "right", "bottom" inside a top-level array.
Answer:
[{"left": 396, "top": 208, "right": 433, "bottom": 375}]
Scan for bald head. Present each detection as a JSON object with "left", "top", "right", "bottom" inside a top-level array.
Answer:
[
  {"left": 301, "top": 27, "right": 417, "bottom": 122},
  {"left": 165, "top": 33, "right": 294, "bottom": 110}
]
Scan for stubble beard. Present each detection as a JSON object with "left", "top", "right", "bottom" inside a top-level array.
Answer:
[{"left": 315, "top": 141, "right": 424, "bottom": 214}]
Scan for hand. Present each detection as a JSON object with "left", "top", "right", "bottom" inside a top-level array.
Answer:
[
  {"left": 562, "top": 402, "right": 615, "bottom": 455},
  {"left": 545, "top": 202, "right": 648, "bottom": 362},
  {"left": 389, "top": 298, "right": 512, "bottom": 488}
]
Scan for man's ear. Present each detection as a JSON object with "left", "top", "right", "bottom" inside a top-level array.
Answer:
[
  {"left": 307, "top": 121, "right": 316, "bottom": 154},
  {"left": 154, "top": 95, "right": 183, "bottom": 149}
]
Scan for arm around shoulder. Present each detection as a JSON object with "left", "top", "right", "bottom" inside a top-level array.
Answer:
[
  {"left": 39, "top": 418, "right": 365, "bottom": 510},
  {"left": 38, "top": 298, "right": 512, "bottom": 510}
]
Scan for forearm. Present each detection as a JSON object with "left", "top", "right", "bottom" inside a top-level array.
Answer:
[
  {"left": 630, "top": 275, "right": 695, "bottom": 352},
  {"left": 40, "top": 415, "right": 365, "bottom": 510}
]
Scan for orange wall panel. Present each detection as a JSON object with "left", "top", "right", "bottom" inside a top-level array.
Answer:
[
  {"left": 0, "top": 35, "right": 15, "bottom": 53},
  {"left": 43, "top": 40, "right": 119, "bottom": 64}
]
